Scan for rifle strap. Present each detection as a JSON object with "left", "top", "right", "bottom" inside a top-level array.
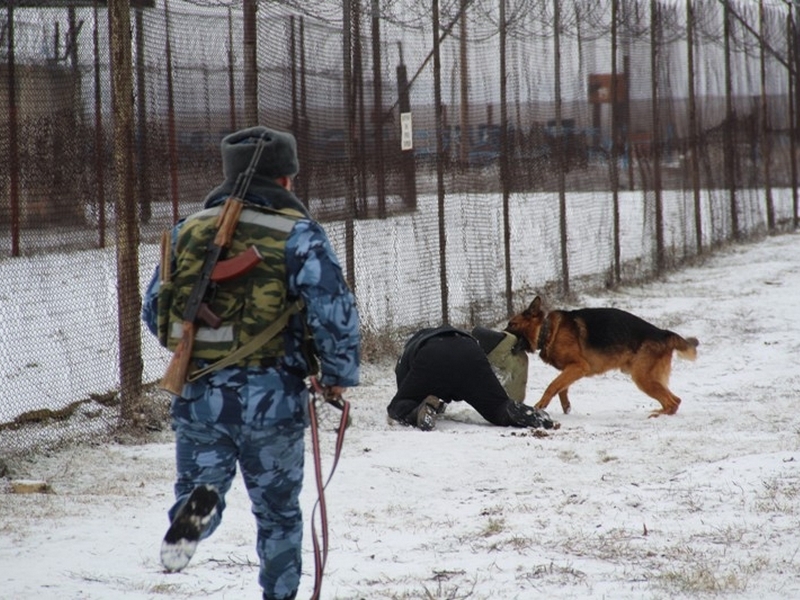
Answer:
[{"left": 186, "top": 299, "right": 305, "bottom": 382}]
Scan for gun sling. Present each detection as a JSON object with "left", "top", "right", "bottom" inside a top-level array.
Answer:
[{"left": 187, "top": 299, "right": 305, "bottom": 382}]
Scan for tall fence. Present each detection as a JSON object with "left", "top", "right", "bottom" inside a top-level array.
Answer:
[{"left": 1, "top": 0, "right": 798, "bottom": 453}]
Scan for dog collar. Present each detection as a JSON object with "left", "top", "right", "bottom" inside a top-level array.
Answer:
[{"left": 536, "top": 318, "right": 550, "bottom": 352}]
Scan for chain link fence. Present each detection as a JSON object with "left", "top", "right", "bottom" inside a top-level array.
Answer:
[{"left": 1, "top": 0, "right": 798, "bottom": 454}]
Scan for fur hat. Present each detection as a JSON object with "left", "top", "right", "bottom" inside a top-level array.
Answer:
[{"left": 220, "top": 126, "right": 299, "bottom": 180}]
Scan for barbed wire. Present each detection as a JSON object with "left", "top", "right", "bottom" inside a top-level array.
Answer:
[{"left": 3, "top": 0, "right": 793, "bottom": 80}]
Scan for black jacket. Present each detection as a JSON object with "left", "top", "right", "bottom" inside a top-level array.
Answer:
[{"left": 394, "top": 326, "right": 474, "bottom": 386}]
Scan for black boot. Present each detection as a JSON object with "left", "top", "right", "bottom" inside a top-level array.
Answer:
[
  {"left": 413, "top": 395, "right": 443, "bottom": 431},
  {"left": 505, "top": 401, "right": 554, "bottom": 429},
  {"left": 160, "top": 484, "right": 219, "bottom": 572}
]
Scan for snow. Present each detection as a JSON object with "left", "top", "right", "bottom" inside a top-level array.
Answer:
[{"left": 1, "top": 232, "right": 800, "bottom": 599}]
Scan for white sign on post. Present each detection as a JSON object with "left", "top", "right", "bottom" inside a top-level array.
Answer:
[{"left": 400, "top": 112, "right": 413, "bottom": 151}]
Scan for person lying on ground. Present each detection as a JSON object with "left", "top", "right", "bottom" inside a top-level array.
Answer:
[{"left": 386, "top": 325, "right": 555, "bottom": 431}]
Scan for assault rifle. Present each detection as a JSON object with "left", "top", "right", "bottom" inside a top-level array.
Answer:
[{"left": 160, "top": 132, "right": 268, "bottom": 395}]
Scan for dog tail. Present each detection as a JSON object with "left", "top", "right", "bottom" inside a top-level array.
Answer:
[{"left": 672, "top": 335, "right": 699, "bottom": 361}]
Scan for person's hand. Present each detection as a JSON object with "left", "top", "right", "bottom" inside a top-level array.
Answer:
[
  {"left": 319, "top": 385, "right": 351, "bottom": 428},
  {"left": 323, "top": 385, "right": 346, "bottom": 401}
]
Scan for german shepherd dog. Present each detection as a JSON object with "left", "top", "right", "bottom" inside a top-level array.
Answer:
[{"left": 506, "top": 296, "right": 699, "bottom": 418}]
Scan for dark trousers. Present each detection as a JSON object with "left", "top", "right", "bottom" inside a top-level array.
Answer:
[{"left": 387, "top": 334, "right": 513, "bottom": 426}]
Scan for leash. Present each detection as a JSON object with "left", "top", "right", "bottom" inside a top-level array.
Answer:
[{"left": 307, "top": 376, "right": 350, "bottom": 600}]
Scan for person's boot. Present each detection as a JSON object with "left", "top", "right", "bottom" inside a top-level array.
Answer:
[
  {"left": 505, "top": 401, "right": 554, "bottom": 429},
  {"left": 414, "top": 395, "right": 443, "bottom": 431},
  {"left": 160, "top": 484, "right": 219, "bottom": 572}
]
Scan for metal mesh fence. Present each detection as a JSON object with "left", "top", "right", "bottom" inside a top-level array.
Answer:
[{"left": 1, "top": 0, "right": 798, "bottom": 454}]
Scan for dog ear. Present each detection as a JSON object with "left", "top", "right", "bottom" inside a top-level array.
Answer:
[{"left": 528, "top": 296, "right": 542, "bottom": 314}]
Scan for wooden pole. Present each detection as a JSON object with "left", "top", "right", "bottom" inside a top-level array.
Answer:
[
  {"left": 243, "top": 0, "right": 258, "bottom": 124},
  {"left": 434, "top": 0, "right": 449, "bottom": 323},
  {"left": 687, "top": 0, "right": 702, "bottom": 254},
  {"left": 723, "top": 0, "right": 739, "bottom": 239},
  {"left": 92, "top": 0, "right": 106, "bottom": 248},
  {"left": 227, "top": 8, "right": 236, "bottom": 131},
  {"left": 6, "top": 3, "right": 20, "bottom": 256},
  {"left": 760, "top": 0, "right": 775, "bottom": 232},
  {"left": 555, "top": 0, "right": 570, "bottom": 296},
  {"left": 500, "top": 0, "right": 513, "bottom": 316},
  {"left": 108, "top": 0, "right": 143, "bottom": 420},
  {"left": 611, "top": 0, "right": 621, "bottom": 282},
  {"left": 343, "top": 0, "right": 356, "bottom": 290},
  {"left": 650, "top": 0, "right": 664, "bottom": 272}
]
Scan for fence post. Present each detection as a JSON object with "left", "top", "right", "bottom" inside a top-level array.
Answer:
[
  {"left": 92, "top": 0, "right": 107, "bottom": 249},
  {"left": 396, "top": 45, "right": 416, "bottom": 211},
  {"left": 299, "top": 19, "right": 311, "bottom": 209},
  {"left": 243, "top": 0, "right": 258, "bottom": 123},
  {"left": 789, "top": 3, "right": 799, "bottom": 229},
  {"left": 134, "top": 7, "right": 151, "bottom": 225},
  {"left": 227, "top": 8, "right": 237, "bottom": 132},
  {"left": 624, "top": 54, "right": 634, "bottom": 190},
  {"left": 500, "top": 0, "right": 513, "bottom": 316},
  {"left": 760, "top": 0, "right": 775, "bottom": 232},
  {"left": 794, "top": 0, "right": 800, "bottom": 229},
  {"left": 353, "top": 2, "right": 368, "bottom": 216},
  {"left": 554, "top": 0, "right": 570, "bottom": 296},
  {"left": 458, "top": 0, "right": 470, "bottom": 167},
  {"left": 371, "top": 0, "right": 387, "bottom": 218},
  {"left": 687, "top": 0, "right": 702, "bottom": 255},
  {"left": 6, "top": 4, "right": 20, "bottom": 257},
  {"left": 343, "top": 0, "right": 357, "bottom": 291},
  {"left": 290, "top": 15, "right": 298, "bottom": 142},
  {"left": 164, "top": 0, "right": 179, "bottom": 225},
  {"left": 108, "top": 0, "right": 144, "bottom": 422},
  {"left": 290, "top": 16, "right": 307, "bottom": 208},
  {"left": 433, "top": 0, "right": 449, "bottom": 323},
  {"left": 723, "top": 0, "right": 740, "bottom": 240},
  {"left": 611, "top": 0, "right": 622, "bottom": 284},
  {"left": 650, "top": 0, "right": 664, "bottom": 272}
]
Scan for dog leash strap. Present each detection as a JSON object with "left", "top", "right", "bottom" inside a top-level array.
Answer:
[{"left": 308, "top": 376, "right": 350, "bottom": 600}]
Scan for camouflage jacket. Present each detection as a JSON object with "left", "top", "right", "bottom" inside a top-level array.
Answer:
[
  {"left": 471, "top": 327, "right": 529, "bottom": 402},
  {"left": 142, "top": 182, "right": 360, "bottom": 426},
  {"left": 157, "top": 204, "right": 304, "bottom": 363}
]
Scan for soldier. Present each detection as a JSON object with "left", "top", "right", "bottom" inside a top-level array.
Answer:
[
  {"left": 142, "top": 126, "right": 360, "bottom": 600},
  {"left": 387, "top": 326, "right": 554, "bottom": 431}
]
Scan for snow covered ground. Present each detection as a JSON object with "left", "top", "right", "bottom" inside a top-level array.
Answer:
[{"left": 1, "top": 231, "right": 799, "bottom": 600}]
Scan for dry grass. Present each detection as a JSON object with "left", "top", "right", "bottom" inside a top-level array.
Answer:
[
  {"left": 359, "top": 326, "right": 407, "bottom": 363},
  {"left": 753, "top": 476, "right": 800, "bottom": 515}
]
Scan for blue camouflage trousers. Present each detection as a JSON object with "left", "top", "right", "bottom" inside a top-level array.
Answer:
[{"left": 170, "top": 417, "right": 305, "bottom": 600}]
